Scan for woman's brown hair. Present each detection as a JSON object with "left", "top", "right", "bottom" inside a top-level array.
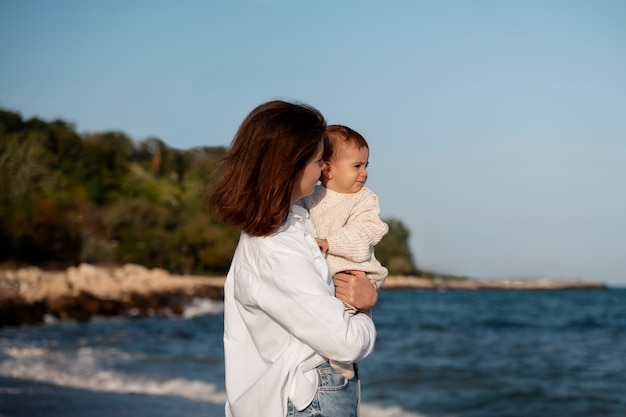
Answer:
[{"left": 207, "top": 100, "right": 326, "bottom": 236}]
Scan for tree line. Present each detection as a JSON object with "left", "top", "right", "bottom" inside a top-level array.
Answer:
[{"left": 0, "top": 108, "right": 419, "bottom": 276}]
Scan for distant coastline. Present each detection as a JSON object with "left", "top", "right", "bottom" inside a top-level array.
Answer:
[
  {"left": 382, "top": 275, "right": 607, "bottom": 291},
  {"left": 0, "top": 264, "right": 606, "bottom": 326}
]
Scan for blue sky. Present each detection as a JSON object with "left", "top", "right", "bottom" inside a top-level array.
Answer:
[{"left": 1, "top": 1, "right": 625, "bottom": 286}]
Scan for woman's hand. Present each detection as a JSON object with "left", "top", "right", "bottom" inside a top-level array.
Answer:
[{"left": 333, "top": 270, "right": 378, "bottom": 313}]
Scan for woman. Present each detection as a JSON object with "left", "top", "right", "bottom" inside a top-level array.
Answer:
[{"left": 208, "top": 100, "right": 378, "bottom": 417}]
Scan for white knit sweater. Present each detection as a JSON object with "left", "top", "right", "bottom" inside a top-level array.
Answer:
[{"left": 300, "top": 185, "right": 389, "bottom": 290}]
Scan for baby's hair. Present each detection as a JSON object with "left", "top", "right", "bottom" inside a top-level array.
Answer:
[
  {"left": 207, "top": 100, "right": 326, "bottom": 236},
  {"left": 323, "top": 125, "right": 369, "bottom": 163}
]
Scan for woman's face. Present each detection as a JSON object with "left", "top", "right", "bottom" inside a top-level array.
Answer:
[{"left": 291, "top": 139, "right": 324, "bottom": 206}]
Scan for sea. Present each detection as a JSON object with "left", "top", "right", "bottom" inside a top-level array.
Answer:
[{"left": 1, "top": 289, "right": 625, "bottom": 417}]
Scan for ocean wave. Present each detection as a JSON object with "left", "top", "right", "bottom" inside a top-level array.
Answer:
[
  {"left": 36, "top": 297, "right": 224, "bottom": 324},
  {"left": 361, "top": 404, "right": 432, "bottom": 417},
  {"left": 182, "top": 297, "right": 224, "bottom": 318},
  {"left": 0, "top": 346, "right": 429, "bottom": 417},
  {"left": 0, "top": 346, "right": 226, "bottom": 403}
]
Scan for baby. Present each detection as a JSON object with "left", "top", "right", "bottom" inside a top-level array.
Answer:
[{"left": 299, "top": 124, "right": 388, "bottom": 379}]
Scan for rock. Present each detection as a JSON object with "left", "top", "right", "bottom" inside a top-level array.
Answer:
[
  {"left": 0, "top": 296, "right": 45, "bottom": 326},
  {"left": 0, "top": 264, "right": 225, "bottom": 327}
]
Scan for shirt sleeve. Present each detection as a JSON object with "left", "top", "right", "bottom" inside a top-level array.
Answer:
[
  {"left": 326, "top": 193, "right": 389, "bottom": 262},
  {"left": 253, "top": 245, "right": 376, "bottom": 364}
]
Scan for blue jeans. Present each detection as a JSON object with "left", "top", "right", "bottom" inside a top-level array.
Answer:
[{"left": 287, "top": 362, "right": 360, "bottom": 417}]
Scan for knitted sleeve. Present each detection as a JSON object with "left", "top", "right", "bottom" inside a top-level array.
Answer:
[{"left": 326, "top": 190, "right": 388, "bottom": 262}]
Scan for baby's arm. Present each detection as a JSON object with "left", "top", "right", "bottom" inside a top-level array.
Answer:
[
  {"left": 326, "top": 193, "right": 388, "bottom": 262},
  {"left": 316, "top": 238, "right": 329, "bottom": 254}
]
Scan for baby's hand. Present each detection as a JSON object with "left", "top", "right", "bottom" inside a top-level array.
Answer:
[{"left": 316, "top": 238, "right": 329, "bottom": 254}]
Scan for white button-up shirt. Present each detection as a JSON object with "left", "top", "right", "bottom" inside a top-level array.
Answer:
[{"left": 224, "top": 205, "right": 377, "bottom": 417}]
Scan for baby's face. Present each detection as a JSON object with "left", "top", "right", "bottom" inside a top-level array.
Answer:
[{"left": 324, "top": 145, "right": 369, "bottom": 194}]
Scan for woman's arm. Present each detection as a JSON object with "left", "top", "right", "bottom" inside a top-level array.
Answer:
[
  {"left": 253, "top": 248, "right": 376, "bottom": 364},
  {"left": 333, "top": 270, "right": 378, "bottom": 313}
]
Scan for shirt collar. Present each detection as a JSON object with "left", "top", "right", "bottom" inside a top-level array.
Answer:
[
  {"left": 290, "top": 204, "right": 309, "bottom": 221},
  {"left": 278, "top": 204, "right": 310, "bottom": 234}
]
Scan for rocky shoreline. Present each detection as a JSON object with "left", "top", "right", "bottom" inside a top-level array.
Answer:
[
  {"left": 0, "top": 264, "right": 225, "bottom": 327},
  {"left": 0, "top": 264, "right": 606, "bottom": 326}
]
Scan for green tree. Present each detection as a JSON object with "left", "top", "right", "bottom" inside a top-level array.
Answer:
[
  {"left": 0, "top": 113, "right": 83, "bottom": 266},
  {"left": 377, "top": 218, "right": 419, "bottom": 276},
  {"left": 80, "top": 132, "right": 133, "bottom": 204},
  {"left": 0, "top": 107, "right": 419, "bottom": 276}
]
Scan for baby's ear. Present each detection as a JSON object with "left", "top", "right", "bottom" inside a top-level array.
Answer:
[{"left": 321, "top": 162, "right": 333, "bottom": 179}]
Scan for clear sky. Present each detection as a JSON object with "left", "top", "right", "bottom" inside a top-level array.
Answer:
[{"left": 1, "top": 1, "right": 625, "bottom": 286}]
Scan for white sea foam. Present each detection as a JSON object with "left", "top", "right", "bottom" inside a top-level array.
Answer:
[
  {"left": 35, "top": 297, "right": 224, "bottom": 323},
  {"left": 3, "top": 347, "right": 48, "bottom": 359},
  {"left": 0, "top": 346, "right": 226, "bottom": 403},
  {"left": 43, "top": 314, "right": 58, "bottom": 324},
  {"left": 361, "top": 404, "right": 432, "bottom": 417},
  {"left": 182, "top": 297, "right": 224, "bottom": 318}
]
